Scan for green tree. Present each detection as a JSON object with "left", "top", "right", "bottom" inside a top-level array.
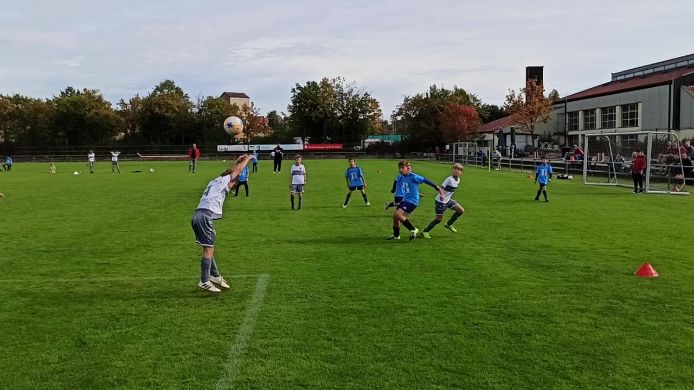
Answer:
[
  {"left": 288, "top": 77, "right": 382, "bottom": 145},
  {"left": 50, "top": 87, "right": 122, "bottom": 146},
  {"left": 395, "top": 85, "right": 484, "bottom": 150},
  {"left": 140, "top": 80, "right": 194, "bottom": 145}
]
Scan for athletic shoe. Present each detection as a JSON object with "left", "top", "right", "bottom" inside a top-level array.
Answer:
[
  {"left": 343, "top": 204, "right": 347, "bottom": 208},
  {"left": 444, "top": 224, "right": 458, "bottom": 233},
  {"left": 209, "top": 275, "right": 230, "bottom": 289},
  {"left": 366, "top": 202, "right": 371, "bottom": 206},
  {"left": 422, "top": 231, "right": 432, "bottom": 239},
  {"left": 386, "top": 235, "right": 400, "bottom": 240},
  {"left": 198, "top": 280, "right": 221, "bottom": 293},
  {"left": 384, "top": 202, "right": 390, "bottom": 212},
  {"left": 409, "top": 228, "right": 419, "bottom": 241}
]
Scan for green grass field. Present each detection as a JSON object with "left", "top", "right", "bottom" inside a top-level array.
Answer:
[{"left": 0, "top": 158, "right": 692, "bottom": 389}]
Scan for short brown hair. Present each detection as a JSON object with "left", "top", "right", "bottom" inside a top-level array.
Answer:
[
  {"left": 453, "top": 163, "right": 463, "bottom": 170},
  {"left": 398, "top": 160, "right": 409, "bottom": 168}
]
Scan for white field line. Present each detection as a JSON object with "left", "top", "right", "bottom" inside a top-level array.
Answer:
[
  {"left": 216, "top": 273, "right": 270, "bottom": 390},
  {"left": 0, "top": 274, "right": 257, "bottom": 284}
]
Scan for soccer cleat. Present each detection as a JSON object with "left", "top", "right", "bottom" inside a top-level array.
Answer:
[
  {"left": 209, "top": 275, "right": 230, "bottom": 289},
  {"left": 366, "top": 202, "right": 371, "bottom": 206},
  {"left": 384, "top": 202, "right": 390, "bottom": 212},
  {"left": 409, "top": 228, "right": 419, "bottom": 241},
  {"left": 198, "top": 280, "right": 221, "bottom": 293},
  {"left": 343, "top": 204, "right": 347, "bottom": 208},
  {"left": 386, "top": 235, "right": 400, "bottom": 240},
  {"left": 422, "top": 231, "right": 432, "bottom": 239},
  {"left": 444, "top": 224, "right": 458, "bottom": 233}
]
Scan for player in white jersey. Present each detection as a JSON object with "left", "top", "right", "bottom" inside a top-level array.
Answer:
[
  {"left": 110, "top": 150, "right": 121, "bottom": 173},
  {"left": 289, "top": 154, "right": 307, "bottom": 210},
  {"left": 87, "top": 151, "right": 95, "bottom": 173},
  {"left": 191, "top": 154, "right": 253, "bottom": 292},
  {"left": 422, "top": 163, "right": 465, "bottom": 239}
]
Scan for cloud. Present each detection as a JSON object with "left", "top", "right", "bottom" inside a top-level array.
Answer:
[{"left": 0, "top": 0, "right": 692, "bottom": 115}]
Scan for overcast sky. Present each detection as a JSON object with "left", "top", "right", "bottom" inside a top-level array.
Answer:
[{"left": 1, "top": 0, "right": 691, "bottom": 117}]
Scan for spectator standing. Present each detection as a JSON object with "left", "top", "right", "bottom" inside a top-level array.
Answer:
[
  {"left": 273, "top": 144, "right": 284, "bottom": 173},
  {"left": 631, "top": 149, "right": 647, "bottom": 193},
  {"left": 188, "top": 143, "right": 200, "bottom": 173}
]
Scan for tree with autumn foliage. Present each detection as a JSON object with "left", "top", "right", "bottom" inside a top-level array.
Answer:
[
  {"left": 438, "top": 103, "right": 481, "bottom": 143},
  {"left": 504, "top": 79, "right": 553, "bottom": 135}
]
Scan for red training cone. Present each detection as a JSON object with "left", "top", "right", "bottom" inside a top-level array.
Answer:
[{"left": 634, "top": 263, "right": 659, "bottom": 278}]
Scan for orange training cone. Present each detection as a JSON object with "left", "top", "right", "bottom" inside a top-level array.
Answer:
[
  {"left": 634, "top": 263, "right": 659, "bottom": 278},
  {"left": 528, "top": 174, "right": 533, "bottom": 179}
]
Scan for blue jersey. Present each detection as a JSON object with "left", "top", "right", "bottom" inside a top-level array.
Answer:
[
  {"left": 536, "top": 163, "right": 553, "bottom": 185},
  {"left": 239, "top": 166, "right": 249, "bottom": 182},
  {"left": 396, "top": 172, "right": 426, "bottom": 206},
  {"left": 345, "top": 166, "right": 364, "bottom": 187}
]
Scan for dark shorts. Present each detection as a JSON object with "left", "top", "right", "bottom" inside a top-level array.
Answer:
[
  {"left": 538, "top": 182, "right": 548, "bottom": 189},
  {"left": 394, "top": 196, "right": 403, "bottom": 203},
  {"left": 396, "top": 201, "right": 417, "bottom": 215},
  {"left": 291, "top": 184, "right": 304, "bottom": 193},
  {"left": 435, "top": 199, "right": 459, "bottom": 215},
  {"left": 112, "top": 161, "right": 118, "bottom": 165},
  {"left": 191, "top": 209, "right": 216, "bottom": 247},
  {"left": 349, "top": 185, "right": 364, "bottom": 191}
]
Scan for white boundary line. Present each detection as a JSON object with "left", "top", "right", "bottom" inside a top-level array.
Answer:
[
  {"left": 216, "top": 273, "right": 270, "bottom": 390},
  {"left": 0, "top": 274, "right": 257, "bottom": 284}
]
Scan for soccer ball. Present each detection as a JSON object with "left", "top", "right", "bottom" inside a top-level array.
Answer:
[
  {"left": 568, "top": 175, "right": 573, "bottom": 180},
  {"left": 149, "top": 168, "right": 155, "bottom": 173},
  {"left": 73, "top": 171, "right": 79, "bottom": 175},
  {"left": 223, "top": 116, "right": 244, "bottom": 136}
]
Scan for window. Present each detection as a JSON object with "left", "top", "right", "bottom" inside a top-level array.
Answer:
[
  {"left": 567, "top": 112, "right": 579, "bottom": 131},
  {"left": 622, "top": 134, "right": 638, "bottom": 147},
  {"left": 601, "top": 106, "right": 616, "bottom": 128},
  {"left": 621, "top": 103, "right": 639, "bottom": 128},
  {"left": 583, "top": 109, "right": 596, "bottom": 130}
]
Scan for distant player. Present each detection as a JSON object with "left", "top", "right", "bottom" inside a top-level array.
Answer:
[
  {"left": 422, "top": 163, "right": 465, "bottom": 239},
  {"left": 343, "top": 158, "right": 370, "bottom": 207},
  {"left": 188, "top": 143, "right": 200, "bottom": 173},
  {"left": 534, "top": 156, "right": 553, "bottom": 202},
  {"left": 191, "top": 154, "right": 253, "bottom": 292},
  {"left": 387, "top": 160, "right": 445, "bottom": 241},
  {"left": 251, "top": 149, "right": 258, "bottom": 173},
  {"left": 110, "top": 150, "right": 121, "bottom": 173},
  {"left": 87, "top": 150, "right": 95, "bottom": 173},
  {"left": 290, "top": 154, "right": 307, "bottom": 210},
  {"left": 234, "top": 165, "right": 249, "bottom": 197},
  {"left": 48, "top": 161, "right": 57, "bottom": 174}
]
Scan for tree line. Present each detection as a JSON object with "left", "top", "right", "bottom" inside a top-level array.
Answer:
[{"left": 0, "top": 77, "right": 554, "bottom": 154}]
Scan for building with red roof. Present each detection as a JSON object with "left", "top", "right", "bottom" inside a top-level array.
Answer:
[{"left": 535, "top": 54, "right": 694, "bottom": 146}]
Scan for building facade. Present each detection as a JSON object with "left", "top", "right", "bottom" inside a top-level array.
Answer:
[
  {"left": 536, "top": 54, "right": 694, "bottom": 145},
  {"left": 220, "top": 92, "right": 250, "bottom": 108}
]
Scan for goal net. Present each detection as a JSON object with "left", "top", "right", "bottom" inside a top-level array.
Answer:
[{"left": 583, "top": 131, "right": 689, "bottom": 195}]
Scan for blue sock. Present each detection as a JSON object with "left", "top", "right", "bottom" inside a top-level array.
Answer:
[
  {"left": 200, "top": 257, "right": 212, "bottom": 283},
  {"left": 210, "top": 257, "right": 220, "bottom": 277}
]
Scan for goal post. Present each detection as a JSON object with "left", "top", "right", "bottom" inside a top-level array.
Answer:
[{"left": 583, "top": 131, "right": 689, "bottom": 195}]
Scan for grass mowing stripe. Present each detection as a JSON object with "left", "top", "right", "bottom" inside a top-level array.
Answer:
[{"left": 216, "top": 273, "right": 271, "bottom": 390}]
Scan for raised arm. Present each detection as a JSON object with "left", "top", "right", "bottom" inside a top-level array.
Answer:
[
  {"left": 223, "top": 154, "right": 253, "bottom": 190},
  {"left": 422, "top": 177, "right": 445, "bottom": 199}
]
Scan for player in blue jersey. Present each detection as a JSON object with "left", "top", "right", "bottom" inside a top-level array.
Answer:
[
  {"left": 387, "top": 160, "right": 445, "bottom": 241},
  {"left": 343, "top": 158, "right": 370, "bottom": 207},
  {"left": 191, "top": 154, "right": 253, "bottom": 292},
  {"left": 534, "top": 156, "right": 553, "bottom": 202},
  {"left": 384, "top": 162, "right": 411, "bottom": 212},
  {"left": 422, "top": 163, "right": 465, "bottom": 238},
  {"left": 234, "top": 165, "right": 249, "bottom": 197}
]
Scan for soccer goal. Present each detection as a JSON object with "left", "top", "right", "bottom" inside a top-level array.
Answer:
[{"left": 583, "top": 131, "right": 689, "bottom": 195}]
